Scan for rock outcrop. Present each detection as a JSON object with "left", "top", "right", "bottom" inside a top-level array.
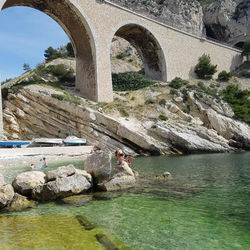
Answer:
[
  {"left": 2, "top": 85, "right": 249, "bottom": 155},
  {"left": 113, "top": 0, "right": 204, "bottom": 36},
  {"left": 32, "top": 173, "right": 91, "bottom": 201},
  {"left": 46, "top": 165, "right": 76, "bottom": 181},
  {"left": 12, "top": 171, "right": 46, "bottom": 196},
  {"left": 84, "top": 150, "right": 136, "bottom": 191},
  {"left": 203, "top": 0, "right": 250, "bottom": 43}
]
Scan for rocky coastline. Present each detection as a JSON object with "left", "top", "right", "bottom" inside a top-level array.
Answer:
[{"left": 0, "top": 151, "right": 136, "bottom": 212}]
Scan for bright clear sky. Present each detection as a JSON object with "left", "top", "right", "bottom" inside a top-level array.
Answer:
[{"left": 0, "top": 6, "right": 70, "bottom": 82}]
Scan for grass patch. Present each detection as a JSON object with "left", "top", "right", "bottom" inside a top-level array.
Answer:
[
  {"left": 119, "top": 108, "right": 129, "bottom": 117},
  {"left": 159, "top": 114, "right": 168, "bottom": 121}
]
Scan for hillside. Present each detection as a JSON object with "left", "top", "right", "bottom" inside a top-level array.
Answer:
[{"left": 1, "top": 58, "right": 250, "bottom": 155}]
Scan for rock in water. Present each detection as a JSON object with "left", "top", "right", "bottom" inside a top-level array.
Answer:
[
  {"left": 0, "top": 174, "right": 6, "bottom": 186},
  {"left": 32, "top": 174, "right": 91, "bottom": 201},
  {"left": 46, "top": 165, "right": 76, "bottom": 181},
  {"left": 84, "top": 151, "right": 112, "bottom": 183},
  {"left": 0, "top": 184, "right": 14, "bottom": 209},
  {"left": 12, "top": 171, "right": 46, "bottom": 196},
  {"left": 75, "top": 169, "right": 93, "bottom": 183},
  {"left": 7, "top": 193, "right": 36, "bottom": 212},
  {"left": 62, "top": 194, "right": 93, "bottom": 206},
  {"left": 99, "top": 175, "right": 136, "bottom": 192}
]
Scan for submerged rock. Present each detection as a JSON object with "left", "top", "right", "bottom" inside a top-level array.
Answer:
[
  {"left": 12, "top": 171, "right": 46, "bottom": 196},
  {"left": 0, "top": 184, "right": 14, "bottom": 209},
  {"left": 61, "top": 194, "right": 93, "bottom": 206},
  {"left": 75, "top": 215, "right": 97, "bottom": 231},
  {"left": 32, "top": 174, "right": 91, "bottom": 201},
  {"left": 7, "top": 193, "right": 36, "bottom": 212},
  {"left": 46, "top": 165, "right": 76, "bottom": 181}
]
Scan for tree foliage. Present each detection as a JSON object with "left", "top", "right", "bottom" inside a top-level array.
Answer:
[
  {"left": 242, "top": 39, "right": 250, "bottom": 57},
  {"left": 23, "top": 63, "right": 31, "bottom": 72},
  {"left": 217, "top": 70, "right": 233, "bottom": 82},
  {"left": 221, "top": 84, "right": 250, "bottom": 123},
  {"left": 194, "top": 54, "right": 217, "bottom": 80},
  {"left": 44, "top": 43, "right": 75, "bottom": 62}
]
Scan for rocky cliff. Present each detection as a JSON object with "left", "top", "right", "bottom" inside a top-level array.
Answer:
[
  {"left": 2, "top": 80, "right": 249, "bottom": 155},
  {"left": 113, "top": 0, "right": 205, "bottom": 36},
  {"left": 112, "top": 0, "right": 250, "bottom": 44},
  {"left": 203, "top": 0, "right": 250, "bottom": 44}
]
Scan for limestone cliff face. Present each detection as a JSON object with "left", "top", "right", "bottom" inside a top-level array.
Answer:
[
  {"left": 112, "top": 0, "right": 205, "bottom": 36},
  {"left": 203, "top": 0, "right": 250, "bottom": 44},
  {"left": 112, "top": 0, "right": 250, "bottom": 44},
  {"left": 2, "top": 85, "right": 250, "bottom": 155}
]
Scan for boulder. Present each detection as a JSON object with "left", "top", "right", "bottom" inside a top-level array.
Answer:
[
  {"left": 32, "top": 174, "right": 91, "bottom": 201},
  {"left": 99, "top": 175, "right": 136, "bottom": 192},
  {"left": 46, "top": 165, "right": 76, "bottom": 181},
  {"left": 61, "top": 194, "right": 93, "bottom": 206},
  {"left": 84, "top": 151, "right": 112, "bottom": 183},
  {"left": 75, "top": 169, "right": 93, "bottom": 183},
  {"left": 0, "top": 174, "right": 6, "bottom": 186},
  {"left": 7, "top": 193, "right": 36, "bottom": 212},
  {"left": 12, "top": 171, "right": 46, "bottom": 196},
  {"left": 0, "top": 184, "right": 14, "bottom": 209}
]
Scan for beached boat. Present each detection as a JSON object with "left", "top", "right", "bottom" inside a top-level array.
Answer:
[
  {"left": 29, "top": 138, "right": 63, "bottom": 147},
  {"left": 63, "top": 136, "right": 86, "bottom": 146},
  {"left": 0, "top": 141, "right": 30, "bottom": 148}
]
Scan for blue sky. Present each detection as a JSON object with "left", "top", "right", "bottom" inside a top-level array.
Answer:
[{"left": 0, "top": 6, "right": 69, "bottom": 82}]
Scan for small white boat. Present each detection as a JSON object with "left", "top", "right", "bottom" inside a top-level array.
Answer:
[
  {"left": 30, "top": 138, "right": 63, "bottom": 147},
  {"left": 63, "top": 136, "right": 86, "bottom": 146}
]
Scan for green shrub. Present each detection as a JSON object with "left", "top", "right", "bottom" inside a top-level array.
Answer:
[
  {"left": 112, "top": 72, "right": 155, "bottom": 91},
  {"left": 221, "top": 84, "right": 250, "bottom": 123},
  {"left": 45, "top": 64, "right": 75, "bottom": 82},
  {"left": 116, "top": 53, "right": 126, "bottom": 60},
  {"left": 119, "top": 108, "right": 129, "bottom": 117},
  {"left": 194, "top": 54, "right": 217, "bottom": 80},
  {"left": 242, "top": 40, "right": 250, "bottom": 57},
  {"left": 217, "top": 70, "right": 233, "bottom": 81},
  {"left": 169, "top": 77, "right": 188, "bottom": 89},
  {"left": 159, "top": 99, "right": 166, "bottom": 106},
  {"left": 51, "top": 94, "right": 64, "bottom": 101},
  {"left": 170, "top": 89, "right": 178, "bottom": 95},
  {"left": 159, "top": 114, "right": 168, "bottom": 121}
]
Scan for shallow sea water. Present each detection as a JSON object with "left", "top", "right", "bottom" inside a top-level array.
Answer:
[{"left": 0, "top": 152, "right": 249, "bottom": 250}]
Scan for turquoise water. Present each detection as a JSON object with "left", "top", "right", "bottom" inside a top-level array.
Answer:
[{"left": 0, "top": 153, "right": 250, "bottom": 249}]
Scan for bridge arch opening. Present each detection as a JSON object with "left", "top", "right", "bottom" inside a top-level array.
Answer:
[
  {"left": 1, "top": 0, "right": 98, "bottom": 101},
  {"left": 111, "top": 23, "right": 167, "bottom": 82}
]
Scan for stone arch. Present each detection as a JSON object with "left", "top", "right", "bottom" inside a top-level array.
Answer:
[
  {"left": 109, "top": 21, "right": 167, "bottom": 81},
  {"left": 0, "top": 0, "right": 99, "bottom": 101}
]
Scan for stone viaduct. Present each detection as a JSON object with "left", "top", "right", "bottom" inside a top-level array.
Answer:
[{"left": 0, "top": 0, "right": 244, "bottom": 138}]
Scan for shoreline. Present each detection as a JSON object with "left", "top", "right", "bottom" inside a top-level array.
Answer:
[{"left": 0, "top": 146, "right": 93, "bottom": 167}]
